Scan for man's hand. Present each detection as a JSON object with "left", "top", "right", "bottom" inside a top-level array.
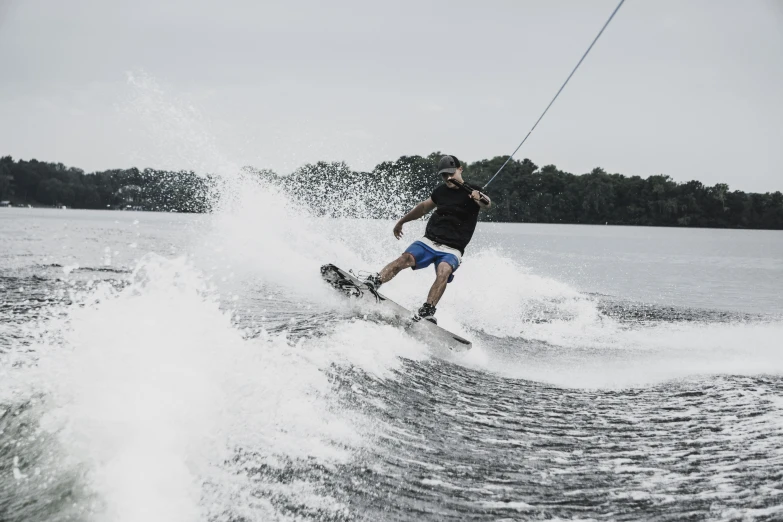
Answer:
[
  {"left": 470, "top": 190, "right": 491, "bottom": 207},
  {"left": 393, "top": 221, "right": 404, "bottom": 239}
]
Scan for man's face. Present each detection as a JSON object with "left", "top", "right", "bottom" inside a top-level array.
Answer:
[{"left": 443, "top": 166, "right": 463, "bottom": 187}]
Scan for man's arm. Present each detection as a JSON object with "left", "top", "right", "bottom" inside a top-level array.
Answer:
[{"left": 393, "top": 198, "right": 436, "bottom": 239}]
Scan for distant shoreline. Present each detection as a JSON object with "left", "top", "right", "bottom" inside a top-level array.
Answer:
[{"left": 1, "top": 154, "right": 781, "bottom": 230}]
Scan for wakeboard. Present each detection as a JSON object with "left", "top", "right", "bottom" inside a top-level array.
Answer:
[{"left": 320, "top": 264, "right": 472, "bottom": 352}]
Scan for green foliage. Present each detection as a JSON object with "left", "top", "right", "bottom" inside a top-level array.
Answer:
[
  {"left": 1, "top": 155, "right": 781, "bottom": 229},
  {"left": 0, "top": 157, "right": 213, "bottom": 212}
]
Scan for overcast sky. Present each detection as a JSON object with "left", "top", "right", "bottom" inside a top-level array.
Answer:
[{"left": 1, "top": 0, "right": 781, "bottom": 192}]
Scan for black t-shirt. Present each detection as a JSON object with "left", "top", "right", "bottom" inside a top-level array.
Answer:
[{"left": 424, "top": 182, "right": 481, "bottom": 254}]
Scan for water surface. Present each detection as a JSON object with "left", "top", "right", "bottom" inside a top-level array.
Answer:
[{"left": 1, "top": 207, "right": 782, "bottom": 521}]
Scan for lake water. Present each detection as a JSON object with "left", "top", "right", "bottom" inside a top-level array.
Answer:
[{"left": 1, "top": 205, "right": 782, "bottom": 521}]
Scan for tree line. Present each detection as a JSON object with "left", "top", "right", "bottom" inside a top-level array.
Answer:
[
  {"left": 0, "top": 156, "right": 213, "bottom": 213},
  {"left": 1, "top": 154, "right": 781, "bottom": 229}
]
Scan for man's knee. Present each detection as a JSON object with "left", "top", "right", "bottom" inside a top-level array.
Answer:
[
  {"left": 435, "top": 262, "right": 453, "bottom": 279},
  {"left": 399, "top": 252, "right": 416, "bottom": 268}
]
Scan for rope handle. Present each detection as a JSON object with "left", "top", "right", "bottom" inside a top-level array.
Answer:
[{"left": 448, "top": 178, "right": 490, "bottom": 206}]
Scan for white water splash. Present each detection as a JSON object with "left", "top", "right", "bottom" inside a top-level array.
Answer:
[{"left": 19, "top": 254, "right": 430, "bottom": 521}]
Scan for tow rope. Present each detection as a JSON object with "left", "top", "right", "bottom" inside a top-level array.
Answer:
[{"left": 483, "top": 0, "right": 626, "bottom": 190}]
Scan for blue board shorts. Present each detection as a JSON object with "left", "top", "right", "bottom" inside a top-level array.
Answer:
[{"left": 404, "top": 237, "right": 462, "bottom": 283}]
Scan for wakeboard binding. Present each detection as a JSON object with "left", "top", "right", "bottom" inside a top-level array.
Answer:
[
  {"left": 320, "top": 264, "right": 383, "bottom": 301},
  {"left": 412, "top": 303, "right": 437, "bottom": 325},
  {"left": 321, "top": 264, "right": 364, "bottom": 298}
]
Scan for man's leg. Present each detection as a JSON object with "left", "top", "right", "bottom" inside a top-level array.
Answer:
[
  {"left": 379, "top": 253, "right": 415, "bottom": 284},
  {"left": 425, "top": 262, "right": 454, "bottom": 306}
]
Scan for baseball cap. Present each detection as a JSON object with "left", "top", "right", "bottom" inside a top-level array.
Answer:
[{"left": 437, "top": 155, "right": 461, "bottom": 176}]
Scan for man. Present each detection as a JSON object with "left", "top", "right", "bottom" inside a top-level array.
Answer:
[{"left": 364, "top": 155, "right": 491, "bottom": 324}]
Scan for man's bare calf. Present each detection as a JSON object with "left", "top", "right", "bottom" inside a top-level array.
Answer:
[
  {"left": 377, "top": 255, "right": 453, "bottom": 307},
  {"left": 426, "top": 262, "right": 453, "bottom": 307}
]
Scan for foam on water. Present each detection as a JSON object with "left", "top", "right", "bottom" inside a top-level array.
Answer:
[
  {"left": 472, "top": 319, "right": 783, "bottom": 389},
  {"left": 435, "top": 247, "right": 783, "bottom": 388},
  {"left": 5, "top": 253, "right": 434, "bottom": 521},
  {"left": 199, "top": 174, "right": 783, "bottom": 392}
]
